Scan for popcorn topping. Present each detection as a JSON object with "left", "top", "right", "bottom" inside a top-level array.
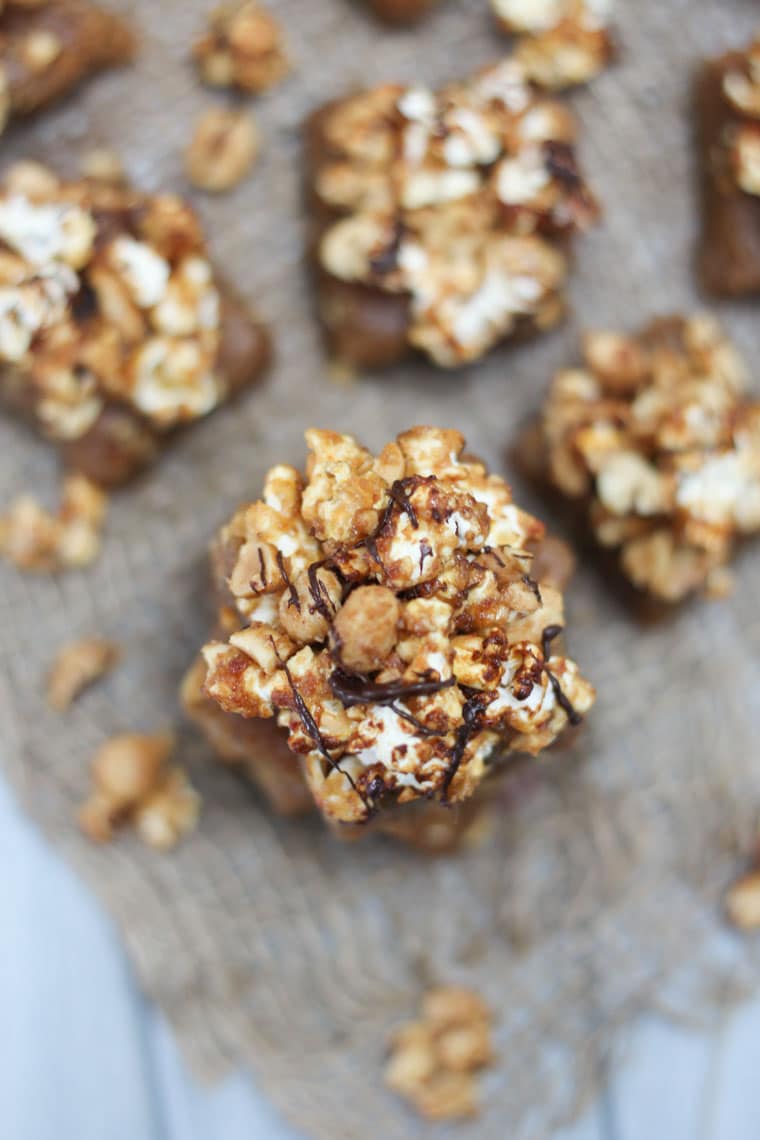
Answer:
[
  {"left": 722, "top": 40, "right": 760, "bottom": 199},
  {"left": 201, "top": 427, "right": 594, "bottom": 825},
  {"left": 0, "top": 162, "right": 225, "bottom": 438},
  {"left": 540, "top": 315, "right": 760, "bottom": 601},
  {"left": 316, "top": 60, "right": 599, "bottom": 367}
]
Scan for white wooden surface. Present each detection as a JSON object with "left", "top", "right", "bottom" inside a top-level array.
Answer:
[{"left": 4, "top": 772, "right": 760, "bottom": 1140}]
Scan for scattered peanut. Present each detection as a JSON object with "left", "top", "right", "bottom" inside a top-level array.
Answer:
[{"left": 185, "top": 106, "right": 260, "bottom": 193}]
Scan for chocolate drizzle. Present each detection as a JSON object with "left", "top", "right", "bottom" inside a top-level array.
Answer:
[
  {"left": 257, "top": 547, "right": 267, "bottom": 589},
  {"left": 307, "top": 562, "right": 336, "bottom": 623},
  {"left": 329, "top": 668, "right": 456, "bottom": 708},
  {"left": 276, "top": 550, "right": 300, "bottom": 612},
  {"left": 369, "top": 219, "right": 406, "bottom": 277},
  {"left": 441, "top": 688, "right": 486, "bottom": 800},
  {"left": 280, "top": 656, "right": 370, "bottom": 812},
  {"left": 362, "top": 475, "right": 428, "bottom": 570},
  {"left": 541, "top": 624, "right": 582, "bottom": 727}
]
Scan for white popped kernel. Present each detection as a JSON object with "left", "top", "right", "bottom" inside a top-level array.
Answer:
[
  {"left": 110, "top": 237, "right": 171, "bottom": 308},
  {"left": 0, "top": 196, "right": 95, "bottom": 268},
  {"left": 495, "top": 150, "right": 550, "bottom": 205}
]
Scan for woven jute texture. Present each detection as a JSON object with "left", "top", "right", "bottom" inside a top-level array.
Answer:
[{"left": 3, "top": 1, "right": 760, "bottom": 1136}]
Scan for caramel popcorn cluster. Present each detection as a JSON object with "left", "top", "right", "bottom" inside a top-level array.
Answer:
[
  {"left": 0, "top": 473, "right": 106, "bottom": 571},
  {"left": 721, "top": 39, "right": 760, "bottom": 198},
  {"left": 0, "top": 0, "right": 134, "bottom": 136},
  {"left": 539, "top": 315, "right": 760, "bottom": 602},
  {"left": 199, "top": 427, "right": 594, "bottom": 829},
  {"left": 492, "top": 0, "right": 614, "bottom": 90},
  {"left": 78, "top": 730, "right": 201, "bottom": 851},
  {"left": 192, "top": 0, "right": 288, "bottom": 94},
  {"left": 385, "top": 986, "right": 494, "bottom": 1120},
  {"left": 314, "top": 58, "right": 599, "bottom": 367}
]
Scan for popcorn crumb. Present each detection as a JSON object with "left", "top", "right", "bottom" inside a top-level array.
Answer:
[
  {"left": 192, "top": 0, "right": 288, "bottom": 94},
  {"left": 80, "top": 147, "right": 126, "bottom": 184},
  {"left": 78, "top": 730, "right": 200, "bottom": 850},
  {"left": 47, "top": 636, "right": 120, "bottom": 710},
  {"left": 185, "top": 106, "right": 260, "bottom": 193},
  {"left": 385, "top": 986, "right": 494, "bottom": 1120},
  {"left": 0, "top": 475, "right": 107, "bottom": 573},
  {"left": 494, "top": 0, "right": 615, "bottom": 91},
  {"left": 726, "top": 868, "right": 760, "bottom": 931}
]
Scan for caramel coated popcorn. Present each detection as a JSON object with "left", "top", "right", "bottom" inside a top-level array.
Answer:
[
  {"left": 199, "top": 427, "right": 594, "bottom": 829},
  {"left": 385, "top": 986, "right": 493, "bottom": 1120},
  {"left": 78, "top": 730, "right": 200, "bottom": 850},
  {"left": 0, "top": 0, "right": 135, "bottom": 137},
  {"left": 312, "top": 58, "right": 598, "bottom": 368},
  {"left": 47, "top": 635, "right": 120, "bottom": 710},
  {"left": 0, "top": 161, "right": 269, "bottom": 484},
  {"left": 192, "top": 1, "right": 288, "bottom": 94},
  {"left": 0, "top": 474, "right": 106, "bottom": 571},
  {"left": 538, "top": 315, "right": 760, "bottom": 602},
  {"left": 492, "top": 0, "right": 614, "bottom": 90}
]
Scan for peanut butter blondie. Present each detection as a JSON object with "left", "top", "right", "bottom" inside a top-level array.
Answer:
[
  {"left": 0, "top": 0, "right": 134, "bottom": 135},
  {"left": 184, "top": 426, "right": 594, "bottom": 844},
  {"left": 0, "top": 161, "right": 270, "bottom": 485},
  {"left": 306, "top": 58, "right": 599, "bottom": 370},
  {"left": 531, "top": 315, "right": 760, "bottom": 603}
]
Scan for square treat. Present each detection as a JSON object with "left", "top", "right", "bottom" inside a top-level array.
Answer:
[
  {"left": 0, "top": 0, "right": 135, "bottom": 134},
  {"left": 185, "top": 426, "right": 594, "bottom": 844},
  {"left": 533, "top": 315, "right": 760, "bottom": 603},
  {"left": 307, "top": 58, "right": 599, "bottom": 370},
  {"left": 696, "top": 37, "right": 760, "bottom": 296},
  {"left": 0, "top": 162, "right": 270, "bottom": 486}
]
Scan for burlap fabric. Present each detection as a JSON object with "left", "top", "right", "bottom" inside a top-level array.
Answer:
[{"left": 3, "top": 1, "right": 760, "bottom": 1136}]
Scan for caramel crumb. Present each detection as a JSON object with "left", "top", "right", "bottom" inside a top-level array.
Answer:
[
  {"left": 185, "top": 106, "right": 260, "bottom": 193},
  {"left": 0, "top": 475, "right": 107, "bottom": 573},
  {"left": 385, "top": 985, "right": 494, "bottom": 1120},
  {"left": 78, "top": 730, "right": 201, "bottom": 850},
  {"left": 47, "top": 637, "right": 120, "bottom": 711},
  {"left": 726, "top": 868, "right": 760, "bottom": 931},
  {"left": 192, "top": 0, "right": 288, "bottom": 94},
  {"left": 80, "top": 147, "right": 126, "bottom": 185}
]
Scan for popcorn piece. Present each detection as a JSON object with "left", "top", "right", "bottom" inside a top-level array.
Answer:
[
  {"left": 185, "top": 107, "right": 260, "bottom": 193},
  {"left": 697, "top": 37, "right": 760, "bottom": 296},
  {"left": 0, "top": 474, "right": 106, "bottom": 572},
  {"left": 0, "top": 0, "right": 135, "bottom": 136},
  {"left": 46, "top": 635, "right": 120, "bottom": 710},
  {"left": 726, "top": 868, "right": 760, "bottom": 931},
  {"left": 0, "top": 161, "right": 270, "bottom": 485},
  {"left": 536, "top": 315, "right": 760, "bottom": 603},
  {"left": 194, "top": 427, "right": 594, "bottom": 831},
  {"left": 492, "top": 0, "right": 614, "bottom": 90},
  {"left": 308, "top": 56, "right": 599, "bottom": 369},
  {"left": 385, "top": 986, "right": 493, "bottom": 1120},
  {"left": 192, "top": 1, "right": 288, "bottom": 94},
  {"left": 78, "top": 730, "right": 200, "bottom": 850}
]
